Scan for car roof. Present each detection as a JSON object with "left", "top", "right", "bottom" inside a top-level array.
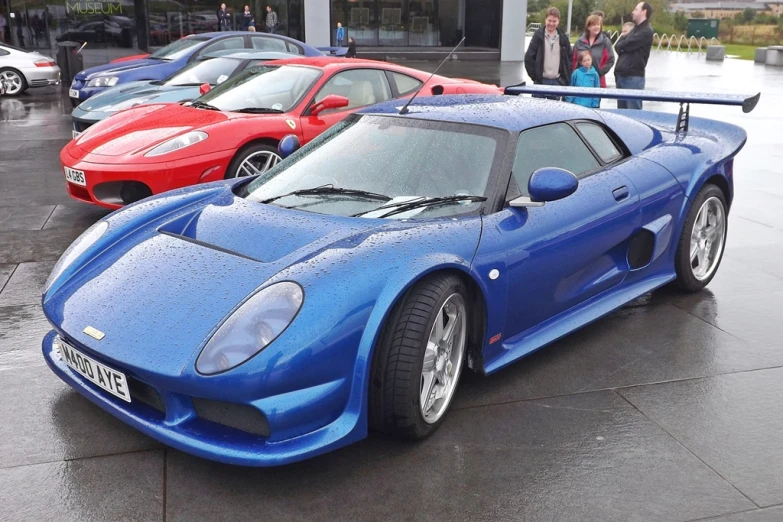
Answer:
[
  {"left": 202, "top": 50, "right": 296, "bottom": 60},
  {"left": 187, "top": 32, "right": 320, "bottom": 56},
  {"left": 358, "top": 94, "right": 601, "bottom": 133},
  {"left": 266, "top": 56, "right": 400, "bottom": 70}
]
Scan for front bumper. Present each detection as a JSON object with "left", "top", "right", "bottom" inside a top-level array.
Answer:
[
  {"left": 22, "top": 65, "right": 61, "bottom": 87},
  {"left": 71, "top": 108, "right": 106, "bottom": 134},
  {"left": 59, "top": 145, "right": 234, "bottom": 209},
  {"left": 42, "top": 330, "right": 366, "bottom": 466},
  {"left": 69, "top": 79, "right": 107, "bottom": 102}
]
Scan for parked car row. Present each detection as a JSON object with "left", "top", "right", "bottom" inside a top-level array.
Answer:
[
  {"left": 41, "top": 30, "right": 758, "bottom": 468},
  {"left": 0, "top": 42, "right": 60, "bottom": 95}
]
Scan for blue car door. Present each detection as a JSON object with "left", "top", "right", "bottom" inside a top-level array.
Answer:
[{"left": 474, "top": 121, "right": 642, "bottom": 371}]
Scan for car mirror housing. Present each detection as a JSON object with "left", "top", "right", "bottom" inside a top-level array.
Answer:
[
  {"left": 509, "top": 168, "right": 579, "bottom": 208},
  {"left": 278, "top": 134, "right": 301, "bottom": 158},
  {"left": 310, "top": 94, "right": 349, "bottom": 116},
  {"left": 199, "top": 83, "right": 211, "bottom": 95}
]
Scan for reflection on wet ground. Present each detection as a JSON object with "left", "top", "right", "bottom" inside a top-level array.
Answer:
[{"left": 1, "top": 52, "right": 782, "bottom": 521}]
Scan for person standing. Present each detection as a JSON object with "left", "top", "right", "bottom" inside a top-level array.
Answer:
[
  {"left": 336, "top": 22, "right": 345, "bottom": 47},
  {"left": 265, "top": 6, "right": 278, "bottom": 34},
  {"left": 242, "top": 5, "right": 253, "bottom": 31},
  {"left": 346, "top": 36, "right": 356, "bottom": 58},
  {"left": 572, "top": 14, "right": 615, "bottom": 90},
  {"left": 614, "top": 2, "right": 654, "bottom": 109},
  {"left": 524, "top": 7, "right": 573, "bottom": 93},
  {"left": 217, "top": 4, "right": 232, "bottom": 31}
]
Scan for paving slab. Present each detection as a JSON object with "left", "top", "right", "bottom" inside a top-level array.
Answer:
[
  {"left": 0, "top": 228, "right": 84, "bottom": 264},
  {"left": 0, "top": 304, "right": 53, "bottom": 371},
  {"left": 0, "top": 205, "right": 55, "bottom": 231},
  {"left": 0, "top": 261, "right": 55, "bottom": 307}
]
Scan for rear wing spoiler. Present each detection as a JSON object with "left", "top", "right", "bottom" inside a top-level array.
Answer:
[
  {"left": 317, "top": 46, "right": 349, "bottom": 57},
  {"left": 504, "top": 84, "right": 761, "bottom": 133}
]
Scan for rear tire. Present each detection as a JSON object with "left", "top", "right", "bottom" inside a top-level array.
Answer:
[
  {"left": 674, "top": 183, "right": 728, "bottom": 292},
  {"left": 369, "top": 273, "right": 469, "bottom": 439},
  {"left": 224, "top": 142, "right": 281, "bottom": 179},
  {"left": 0, "top": 68, "right": 27, "bottom": 96}
]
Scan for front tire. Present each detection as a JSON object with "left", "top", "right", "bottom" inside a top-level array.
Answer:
[
  {"left": 370, "top": 274, "right": 469, "bottom": 439},
  {"left": 674, "top": 183, "right": 728, "bottom": 292},
  {"left": 224, "top": 142, "right": 281, "bottom": 179},
  {"left": 0, "top": 68, "right": 27, "bottom": 96}
]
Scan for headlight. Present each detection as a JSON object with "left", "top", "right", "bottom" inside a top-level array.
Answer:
[
  {"left": 196, "top": 282, "right": 304, "bottom": 375},
  {"left": 144, "top": 131, "right": 208, "bottom": 157},
  {"left": 87, "top": 76, "right": 120, "bottom": 88},
  {"left": 44, "top": 220, "right": 108, "bottom": 293},
  {"left": 103, "top": 96, "right": 155, "bottom": 113}
]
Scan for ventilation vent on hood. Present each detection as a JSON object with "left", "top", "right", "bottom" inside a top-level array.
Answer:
[{"left": 158, "top": 230, "right": 263, "bottom": 262}]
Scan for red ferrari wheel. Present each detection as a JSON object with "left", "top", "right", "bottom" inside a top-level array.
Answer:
[{"left": 225, "top": 143, "right": 281, "bottom": 179}]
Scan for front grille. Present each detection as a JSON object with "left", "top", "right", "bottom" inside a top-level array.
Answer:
[
  {"left": 127, "top": 376, "right": 166, "bottom": 415},
  {"left": 192, "top": 398, "right": 270, "bottom": 437},
  {"left": 73, "top": 120, "right": 93, "bottom": 133}
]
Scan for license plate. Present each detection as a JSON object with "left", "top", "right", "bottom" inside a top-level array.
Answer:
[
  {"left": 58, "top": 339, "right": 131, "bottom": 403},
  {"left": 64, "top": 166, "right": 86, "bottom": 186},
  {"left": 72, "top": 130, "right": 82, "bottom": 140},
  {"left": 69, "top": 88, "right": 79, "bottom": 99}
]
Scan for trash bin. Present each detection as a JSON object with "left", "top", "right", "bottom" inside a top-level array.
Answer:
[{"left": 56, "top": 41, "right": 85, "bottom": 87}]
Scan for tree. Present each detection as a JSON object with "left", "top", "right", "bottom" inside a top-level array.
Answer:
[
  {"left": 741, "top": 7, "right": 755, "bottom": 23},
  {"left": 673, "top": 10, "right": 687, "bottom": 32}
]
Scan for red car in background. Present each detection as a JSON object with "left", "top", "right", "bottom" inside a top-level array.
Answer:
[{"left": 60, "top": 57, "right": 501, "bottom": 209}]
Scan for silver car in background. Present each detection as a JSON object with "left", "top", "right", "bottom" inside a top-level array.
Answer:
[{"left": 0, "top": 43, "right": 61, "bottom": 96}]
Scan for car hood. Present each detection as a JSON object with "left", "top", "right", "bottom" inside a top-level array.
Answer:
[
  {"left": 76, "top": 59, "right": 168, "bottom": 81},
  {"left": 78, "top": 82, "right": 201, "bottom": 113},
  {"left": 73, "top": 104, "right": 229, "bottom": 157},
  {"left": 43, "top": 184, "right": 482, "bottom": 378}
]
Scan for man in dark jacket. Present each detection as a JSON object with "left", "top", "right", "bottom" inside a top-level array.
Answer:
[
  {"left": 524, "top": 7, "right": 573, "bottom": 96},
  {"left": 614, "top": 2, "right": 654, "bottom": 109},
  {"left": 217, "top": 3, "right": 231, "bottom": 31}
]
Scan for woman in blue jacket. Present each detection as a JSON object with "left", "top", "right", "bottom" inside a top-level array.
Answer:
[{"left": 566, "top": 50, "right": 601, "bottom": 108}]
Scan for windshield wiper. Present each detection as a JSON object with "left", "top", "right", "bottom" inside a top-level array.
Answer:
[
  {"left": 189, "top": 100, "right": 220, "bottom": 111},
  {"left": 231, "top": 107, "right": 284, "bottom": 114},
  {"left": 260, "top": 185, "right": 391, "bottom": 205},
  {"left": 352, "top": 195, "right": 487, "bottom": 218}
]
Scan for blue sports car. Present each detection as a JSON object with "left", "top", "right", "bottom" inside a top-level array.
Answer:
[
  {"left": 42, "top": 88, "right": 758, "bottom": 466},
  {"left": 70, "top": 50, "right": 294, "bottom": 138},
  {"left": 69, "top": 32, "right": 323, "bottom": 105}
]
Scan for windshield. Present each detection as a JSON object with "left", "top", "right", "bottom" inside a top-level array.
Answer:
[
  {"left": 244, "top": 115, "right": 506, "bottom": 219},
  {"left": 0, "top": 43, "right": 31, "bottom": 53},
  {"left": 149, "top": 37, "right": 208, "bottom": 61},
  {"left": 164, "top": 58, "right": 242, "bottom": 86},
  {"left": 195, "top": 65, "right": 321, "bottom": 113}
]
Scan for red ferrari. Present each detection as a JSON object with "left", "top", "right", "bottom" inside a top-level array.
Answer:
[{"left": 60, "top": 57, "right": 501, "bottom": 209}]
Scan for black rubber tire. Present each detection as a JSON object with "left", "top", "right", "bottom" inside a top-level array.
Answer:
[
  {"left": 224, "top": 142, "right": 279, "bottom": 179},
  {"left": 673, "top": 183, "right": 728, "bottom": 292},
  {"left": 369, "top": 273, "right": 468, "bottom": 439},
  {"left": 0, "top": 68, "right": 27, "bottom": 96}
]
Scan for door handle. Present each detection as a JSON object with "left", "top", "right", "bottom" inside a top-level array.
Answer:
[{"left": 612, "top": 186, "right": 629, "bottom": 201}]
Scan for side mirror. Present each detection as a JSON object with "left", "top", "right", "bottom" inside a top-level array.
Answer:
[
  {"left": 509, "top": 167, "right": 578, "bottom": 208},
  {"left": 278, "top": 134, "right": 300, "bottom": 158},
  {"left": 310, "top": 94, "right": 349, "bottom": 116},
  {"left": 199, "top": 83, "right": 211, "bottom": 95}
]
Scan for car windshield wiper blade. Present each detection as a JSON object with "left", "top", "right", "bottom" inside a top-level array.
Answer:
[
  {"left": 260, "top": 185, "right": 392, "bottom": 205},
  {"left": 189, "top": 100, "right": 220, "bottom": 111},
  {"left": 231, "top": 107, "right": 284, "bottom": 114},
  {"left": 352, "top": 195, "right": 487, "bottom": 218}
]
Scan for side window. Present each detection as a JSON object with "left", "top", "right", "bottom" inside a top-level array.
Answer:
[
  {"left": 575, "top": 122, "right": 623, "bottom": 164},
  {"left": 313, "top": 69, "right": 392, "bottom": 112},
  {"left": 251, "top": 35, "right": 289, "bottom": 52},
  {"left": 511, "top": 123, "right": 600, "bottom": 197},
  {"left": 285, "top": 42, "right": 304, "bottom": 55},
  {"left": 0, "top": 49, "right": 8, "bottom": 56},
  {"left": 390, "top": 72, "right": 423, "bottom": 96},
  {"left": 200, "top": 37, "right": 245, "bottom": 55}
]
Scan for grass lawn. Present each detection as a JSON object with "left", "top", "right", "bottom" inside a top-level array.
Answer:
[{"left": 723, "top": 44, "right": 759, "bottom": 60}]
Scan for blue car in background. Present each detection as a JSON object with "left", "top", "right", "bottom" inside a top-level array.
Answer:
[
  {"left": 70, "top": 50, "right": 294, "bottom": 138},
  {"left": 69, "top": 32, "right": 323, "bottom": 105}
]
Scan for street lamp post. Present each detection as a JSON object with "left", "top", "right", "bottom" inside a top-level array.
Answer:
[{"left": 567, "top": 0, "right": 573, "bottom": 36}]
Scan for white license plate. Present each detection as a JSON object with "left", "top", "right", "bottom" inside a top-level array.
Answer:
[
  {"left": 72, "top": 130, "right": 82, "bottom": 140},
  {"left": 58, "top": 340, "right": 131, "bottom": 403},
  {"left": 64, "top": 166, "right": 86, "bottom": 186},
  {"left": 69, "top": 88, "right": 79, "bottom": 99}
]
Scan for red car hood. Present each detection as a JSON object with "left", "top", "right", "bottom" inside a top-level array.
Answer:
[{"left": 73, "top": 104, "right": 233, "bottom": 157}]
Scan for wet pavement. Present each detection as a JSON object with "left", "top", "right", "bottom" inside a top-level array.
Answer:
[{"left": 1, "top": 52, "right": 783, "bottom": 521}]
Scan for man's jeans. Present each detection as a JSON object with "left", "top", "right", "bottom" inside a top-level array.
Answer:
[
  {"left": 615, "top": 76, "right": 645, "bottom": 109},
  {"left": 533, "top": 78, "right": 562, "bottom": 100}
]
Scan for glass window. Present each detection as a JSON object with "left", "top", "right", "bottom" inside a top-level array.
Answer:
[
  {"left": 285, "top": 42, "right": 304, "bottom": 55},
  {"left": 164, "top": 58, "right": 243, "bottom": 86},
  {"left": 244, "top": 115, "right": 507, "bottom": 219},
  {"left": 250, "top": 35, "right": 288, "bottom": 52},
  {"left": 199, "top": 36, "right": 245, "bottom": 55},
  {"left": 149, "top": 37, "right": 209, "bottom": 60},
  {"left": 576, "top": 122, "right": 623, "bottom": 164},
  {"left": 512, "top": 123, "right": 600, "bottom": 197},
  {"left": 390, "top": 72, "right": 422, "bottom": 96},
  {"left": 314, "top": 69, "right": 392, "bottom": 111},
  {"left": 197, "top": 65, "right": 320, "bottom": 113},
  {"left": 0, "top": 49, "right": 8, "bottom": 57}
]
